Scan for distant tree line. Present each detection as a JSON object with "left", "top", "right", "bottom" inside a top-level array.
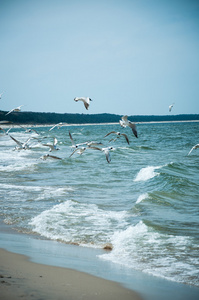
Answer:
[{"left": 0, "top": 110, "right": 199, "bottom": 125}]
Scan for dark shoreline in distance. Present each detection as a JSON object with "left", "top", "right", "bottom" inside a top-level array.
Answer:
[{"left": 0, "top": 110, "right": 199, "bottom": 125}]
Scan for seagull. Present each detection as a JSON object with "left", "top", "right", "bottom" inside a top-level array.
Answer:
[
  {"left": 49, "top": 122, "right": 64, "bottom": 131},
  {"left": 69, "top": 147, "right": 87, "bottom": 157},
  {"left": 188, "top": 144, "right": 199, "bottom": 155},
  {"left": 5, "top": 105, "right": 24, "bottom": 116},
  {"left": 169, "top": 103, "right": 174, "bottom": 112},
  {"left": 19, "top": 125, "right": 39, "bottom": 135},
  {"left": 69, "top": 131, "right": 87, "bottom": 150},
  {"left": 119, "top": 115, "right": 138, "bottom": 138},
  {"left": 0, "top": 92, "right": 4, "bottom": 99},
  {"left": 90, "top": 146, "right": 114, "bottom": 163},
  {"left": 40, "top": 154, "right": 62, "bottom": 160},
  {"left": 43, "top": 138, "right": 59, "bottom": 152},
  {"left": 0, "top": 127, "right": 13, "bottom": 135},
  {"left": 86, "top": 141, "right": 103, "bottom": 147},
  {"left": 104, "top": 131, "right": 129, "bottom": 144},
  {"left": 9, "top": 134, "right": 31, "bottom": 150},
  {"left": 74, "top": 97, "right": 92, "bottom": 110}
]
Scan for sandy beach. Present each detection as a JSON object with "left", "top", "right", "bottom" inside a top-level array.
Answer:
[{"left": 0, "top": 248, "right": 142, "bottom": 300}]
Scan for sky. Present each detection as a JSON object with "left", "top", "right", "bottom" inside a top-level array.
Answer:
[{"left": 0, "top": 0, "right": 199, "bottom": 116}]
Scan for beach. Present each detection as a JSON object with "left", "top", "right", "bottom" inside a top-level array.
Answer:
[
  {"left": 1, "top": 122, "right": 199, "bottom": 300},
  {"left": 0, "top": 248, "right": 142, "bottom": 300}
]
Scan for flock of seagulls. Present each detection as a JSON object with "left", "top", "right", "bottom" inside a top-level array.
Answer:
[
  {"left": 0, "top": 94, "right": 198, "bottom": 159},
  {"left": 0, "top": 115, "right": 137, "bottom": 163}
]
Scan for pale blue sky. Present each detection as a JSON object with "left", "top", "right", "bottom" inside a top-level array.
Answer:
[{"left": 0, "top": 0, "right": 199, "bottom": 115}]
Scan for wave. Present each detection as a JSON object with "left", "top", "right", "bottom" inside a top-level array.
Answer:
[
  {"left": 135, "top": 193, "right": 149, "bottom": 204},
  {"left": 29, "top": 200, "right": 128, "bottom": 248},
  {"left": 99, "top": 221, "right": 199, "bottom": 286},
  {"left": 134, "top": 165, "right": 163, "bottom": 182}
]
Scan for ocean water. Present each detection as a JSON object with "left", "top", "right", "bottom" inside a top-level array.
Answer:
[{"left": 0, "top": 121, "right": 199, "bottom": 287}]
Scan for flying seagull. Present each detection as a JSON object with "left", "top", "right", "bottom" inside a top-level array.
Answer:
[
  {"left": 68, "top": 131, "right": 87, "bottom": 150},
  {"left": 104, "top": 131, "right": 129, "bottom": 144},
  {"left": 169, "top": 103, "right": 174, "bottom": 112},
  {"left": 19, "top": 125, "right": 39, "bottom": 135},
  {"left": 188, "top": 144, "right": 199, "bottom": 155},
  {"left": 9, "top": 134, "right": 31, "bottom": 150},
  {"left": 119, "top": 115, "right": 138, "bottom": 138},
  {"left": 43, "top": 138, "right": 59, "bottom": 152},
  {"left": 5, "top": 105, "right": 24, "bottom": 116},
  {"left": 40, "top": 154, "right": 62, "bottom": 160},
  {"left": 90, "top": 146, "right": 114, "bottom": 163},
  {"left": 0, "top": 92, "right": 4, "bottom": 99},
  {"left": 74, "top": 97, "right": 92, "bottom": 110},
  {"left": 69, "top": 147, "right": 87, "bottom": 157},
  {"left": 49, "top": 122, "right": 64, "bottom": 131}
]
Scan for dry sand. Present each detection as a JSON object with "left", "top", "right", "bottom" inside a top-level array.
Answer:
[{"left": 0, "top": 248, "right": 142, "bottom": 300}]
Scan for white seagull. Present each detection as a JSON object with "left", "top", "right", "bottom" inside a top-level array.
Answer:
[
  {"left": 0, "top": 92, "right": 4, "bottom": 99},
  {"left": 86, "top": 141, "right": 103, "bottom": 147},
  {"left": 90, "top": 146, "right": 114, "bottom": 163},
  {"left": 49, "top": 122, "right": 64, "bottom": 131},
  {"left": 43, "top": 138, "right": 59, "bottom": 152},
  {"left": 104, "top": 131, "right": 129, "bottom": 144},
  {"left": 188, "top": 144, "right": 199, "bottom": 155},
  {"left": 169, "top": 103, "right": 174, "bottom": 112},
  {"left": 69, "top": 147, "right": 87, "bottom": 157},
  {"left": 40, "top": 154, "right": 62, "bottom": 160},
  {"left": 74, "top": 97, "right": 92, "bottom": 110},
  {"left": 5, "top": 105, "right": 24, "bottom": 116},
  {"left": 9, "top": 135, "right": 31, "bottom": 150},
  {"left": 19, "top": 125, "right": 39, "bottom": 135},
  {"left": 119, "top": 115, "right": 138, "bottom": 138},
  {"left": 69, "top": 131, "right": 87, "bottom": 150}
]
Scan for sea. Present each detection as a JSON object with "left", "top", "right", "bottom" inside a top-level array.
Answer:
[{"left": 0, "top": 121, "right": 199, "bottom": 290}]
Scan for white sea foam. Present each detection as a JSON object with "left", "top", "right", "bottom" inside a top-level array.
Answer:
[
  {"left": 99, "top": 221, "right": 199, "bottom": 286},
  {"left": 134, "top": 165, "right": 162, "bottom": 182},
  {"left": 136, "top": 193, "right": 149, "bottom": 204},
  {"left": 29, "top": 200, "right": 128, "bottom": 247},
  {"left": 0, "top": 183, "right": 74, "bottom": 202}
]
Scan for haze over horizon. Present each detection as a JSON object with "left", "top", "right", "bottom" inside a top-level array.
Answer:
[{"left": 0, "top": 0, "right": 199, "bottom": 116}]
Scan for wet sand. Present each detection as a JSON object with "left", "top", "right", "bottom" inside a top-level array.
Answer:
[{"left": 0, "top": 248, "right": 142, "bottom": 300}]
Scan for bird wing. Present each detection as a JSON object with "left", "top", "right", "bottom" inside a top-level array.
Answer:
[
  {"left": 5, "top": 108, "right": 14, "bottom": 116},
  {"left": 49, "top": 124, "right": 56, "bottom": 131},
  {"left": 48, "top": 155, "right": 62, "bottom": 160},
  {"left": 53, "top": 138, "right": 58, "bottom": 145},
  {"left": 104, "top": 131, "right": 116, "bottom": 138},
  {"left": 121, "top": 133, "right": 130, "bottom": 144},
  {"left": 103, "top": 149, "right": 111, "bottom": 163},
  {"left": 43, "top": 143, "right": 54, "bottom": 150},
  {"left": 188, "top": 147, "right": 194, "bottom": 155},
  {"left": 69, "top": 148, "right": 79, "bottom": 157},
  {"left": 188, "top": 144, "right": 199, "bottom": 155},
  {"left": 9, "top": 135, "right": 23, "bottom": 147},
  {"left": 121, "top": 115, "right": 128, "bottom": 122},
  {"left": 83, "top": 100, "right": 89, "bottom": 110},
  {"left": 69, "top": 131, "right": 75, "bottom": 146},
  {"left": 129, "top": 122, "right": 138, "bottom": 138}
]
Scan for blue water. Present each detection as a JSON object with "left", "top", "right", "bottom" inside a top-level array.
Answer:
[{"left": 0, "top": 121, "right": 199, "bottom": 288}]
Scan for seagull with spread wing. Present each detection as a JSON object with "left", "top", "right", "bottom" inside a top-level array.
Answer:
[
  {"left": 43, "top": 138, "right": 59, "bottom": 152},
  {"left": 74, "top": 97, "right": 92, "bottom": 110},
  {"left": 104, "top": 131, "right": 129, "bottom": 144},
  {"left": 5, "top": 105, "right": 24, "bottom": 116},
  {"left": 188, "top": 144, "right": 199, "bottom": 155},
  {"left": 119, "top": 115, "right": 138, "bottom": 138}
]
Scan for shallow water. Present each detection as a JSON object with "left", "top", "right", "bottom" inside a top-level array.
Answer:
[{"left": 0, "top": 121, "right": 199, "bottom": 287}]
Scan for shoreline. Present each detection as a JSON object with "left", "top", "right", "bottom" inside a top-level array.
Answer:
[
  {"left": 0, "top": 248, "right": 141, "bottom": 300},
  {"left": 0, "top": 119, "right": 199, "bottom": 129},
  {"left": 0, "top": 226, "right": 199, "bottom": 300}
]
